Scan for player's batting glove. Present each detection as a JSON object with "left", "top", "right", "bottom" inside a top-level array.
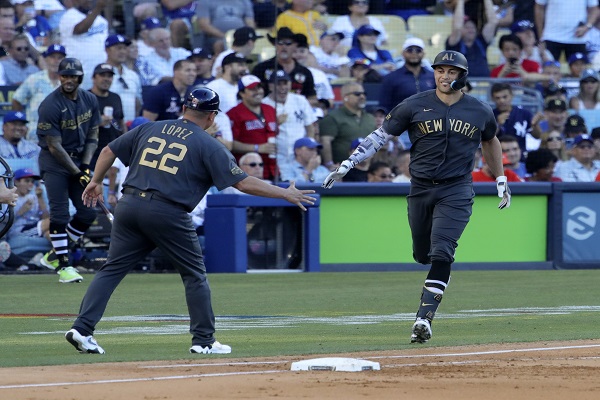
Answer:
[
  {"left": 322, "top": 160, "right": 353, "bottom": 189},
  {"left": 75, "top": 165, "right": 91, "bottom": 189},
  {"left": 496, "top": 176, "right": 511, "bottom": 209}
]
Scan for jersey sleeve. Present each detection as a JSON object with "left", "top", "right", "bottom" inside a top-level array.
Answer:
[
  {"left": 481, "top": 103, "right": 499, "bottom": 142},
  {"left": 382, "top": 99, "right": 412, "bottom": 136},
  {"left": 205, "top": 148, "right": 248, "bottom": 191},
  {"left": 36, "top": 96, "right": 63, "bottom": 138},
  {"left": 108, "top": 128, "right": 136, "bottom": 166}
]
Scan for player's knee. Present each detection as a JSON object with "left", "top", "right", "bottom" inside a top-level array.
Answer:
[{"left": 412, "top": 252, "right": 431, "bottom": 265}]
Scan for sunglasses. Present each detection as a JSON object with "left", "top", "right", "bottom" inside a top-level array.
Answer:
[
  {"left": 14, "top": 46, "right": 28, "bottom": 51},
  {"left": 243, "top": 162, "right": 263, "bottom": 167},
  {"left": 349, "top": 91, "right": 367, "bottom": 97},
  {"left": 577, "top": 144, "right": 593, "bottom": 149},
  {"left": 118, "top": 76, "right": 129, "bottom": 89},
  {"left": 547, "top": 136, "right": 563, "bottom": 142},
  {"left": 277, "top": 40, "right": 294, "bottom": 46},
  {"left": 377, "top": 174, "right": 394, "bottom": 179},
  {"left": 405, "top": 47, "right": 423, "bottom": 54}
]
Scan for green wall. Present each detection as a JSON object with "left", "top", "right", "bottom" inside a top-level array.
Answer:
[{"left": 320, "top": 195, "right": 547, "bottom": 264}]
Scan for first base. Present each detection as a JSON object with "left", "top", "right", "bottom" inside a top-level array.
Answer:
[{"left": 290, "top": 357, "right": 380, "bottom": 372}]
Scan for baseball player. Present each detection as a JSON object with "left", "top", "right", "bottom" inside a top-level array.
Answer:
[
  {"left": 37, "top": 57, "right": 101, "bottom": 284},
  {"left": 65, "top": 87, "right": 316, "bottom": 355},
  {"left": 322, "top": 50, "right": 511, "bottom": 344}
]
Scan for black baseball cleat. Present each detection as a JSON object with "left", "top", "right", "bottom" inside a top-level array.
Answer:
[
  {"left": 410, "top": 318, "right": 432, "bottom": 343},
  {"left": 65, "top": 329, "right": 105, "bottom": 354}
]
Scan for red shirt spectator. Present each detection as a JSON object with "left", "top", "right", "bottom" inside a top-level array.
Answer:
[{"left": 491, "top": 59, "right": 541, "bottom": 78}]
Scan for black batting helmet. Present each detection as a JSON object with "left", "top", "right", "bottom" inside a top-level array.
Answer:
[
  {"left": 431, "top": 50, "right": 468, "bottom": 71},
  {"left": 184, "top": 87, "right": 221, "bottom": 113},
  {"left": 58, "top": 57, "right": 84, "bottom": 76}
]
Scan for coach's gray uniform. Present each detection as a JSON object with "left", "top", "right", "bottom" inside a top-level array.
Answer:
[{"left": 72, "top": 118, "right": 247, "bottom": 347}]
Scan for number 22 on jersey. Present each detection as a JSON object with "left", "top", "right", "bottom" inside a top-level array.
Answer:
[{"left": 139, "top": 137, "right": 188, "bottom": 175}]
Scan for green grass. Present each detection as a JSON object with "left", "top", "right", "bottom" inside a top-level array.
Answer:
[{"left": 0, "top": 270, "right": 598, "bottom": 367}]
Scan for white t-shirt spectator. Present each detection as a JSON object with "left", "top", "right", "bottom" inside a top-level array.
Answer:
[
  {"left": 142, "top": 47, "right": 192, "bottom": 79},
  {"left": 329, "top": 15, "right": 388, "bottom": 49},
  {"left": 211, "top": 49, "right": 234, "bottom": 78},
  {"left": 109, "top": 65, "right": 143, "bottom": 123},
  {"left": 536, "top": 0, "right": 597, "bottom": 44},
  {"left": 59, "top": 8, "right": 108, "bottom": 89}
]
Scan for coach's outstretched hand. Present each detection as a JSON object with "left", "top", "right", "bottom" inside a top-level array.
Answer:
[
  {"left": 82, "top": 181, "right": 103, "bottom": 207},
  {"left": 322, "top": 160, "right": 353, "bottom": 189},
  {"left": 496, "top": 176, "right": 511, "bottom": 209}
]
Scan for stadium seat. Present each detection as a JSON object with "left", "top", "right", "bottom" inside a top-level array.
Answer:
[
  {"left": 371, "top": 14, "right": 407, "bottom": 57},
  {"left": 406, "top": 15, "right": 452, "bottom": 57},
  {"left": 251, "top": 28, "right": 275, "bottom": 61}
]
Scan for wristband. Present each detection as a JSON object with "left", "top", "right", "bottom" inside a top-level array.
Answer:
[
  {"left": 254, "top": 144, "right": 259, "bottom": 152},
  {"left": 586, "top": 23, "right": 593, "bottom": 29}
]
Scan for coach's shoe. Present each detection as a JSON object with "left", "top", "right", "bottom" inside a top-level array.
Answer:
[
  {"left": 65, "top": 329, "right": 105, "bottom": 354},
  {"left": 40, "top": 249, "right": 59, "bottom": 270},
  {"left": 189, "top": 341, "right": 232, "bottom": 354},
  {"left": 58, "top": 266, "right": 83, "bottom": 283},
  {"left": 410, "top": 318, "right": 432, "bottom": 343}
]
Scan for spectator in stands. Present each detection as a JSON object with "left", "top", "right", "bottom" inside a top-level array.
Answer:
[
  {"left": 211, "top": 26, "right": 263, "bottom": 78},
  {"left": 228, "top": 74, "right": 278, "bottom": 180},
  {"left": 279, "top": 137, "right": 329, "bottom": 183},
  {"left": 500, "top": 135, "right": 527, "bottom": 178},
  {"left": 160, "top": 0, "right": 197, "bottom": 49},
  {"left": 472, "top": 153, "right": 523, "bottom": 182},
  {"left": 490, "top": 34, "right": 549, "bottom": 84},
  {"left": 564, "top": 115, "right": 588, "bottom": 147},
  {"left": 391, "top": 149, "right": 411, "bottom": 183},
  {"left": 539, "top": 130, "right": 569, "bottom": 162},
  {"left": 592, "top": 127, "right": 600, "bottom": 160},
  {"left": 542, "top": 83, "right": 568, "bottom": 103},
  {"left": 524, "top": 148, "right": 561, "bottom": 181},
  {"left": 253, "top": 0, "right": 288, "bottom": 29},
  {"left": 347, "top": 24, "right": 395, "bottom": 76},
  {"left": 367, "top": 161, "right": 394, "bottom": 183},
  {"left": 554, "top": 134, "right": 600, "bottom": 182},
  {"left": 509, "top": 19, "right": 554, "bottom": 65},
  {"left": 143, "top": 27, "right": 191, "bottom": 82},
  {"left": 446, "top": 0, "right": 498, "bottom": 77},
  {"left": 587, "top": 16, "right": 600, "bottom": 61},
  {"left": 142, "top": 59, "right": 196, "bottom": 121},
  {"left": 89, "top": 63, "right": 125, "bottom": 169},
  {"left": 0, "top": 111, "right": 39, "bottom": 159},
  {"left": 0, "top": 15, "right": 16, "bottom": 59},
  {"left": 566, "top": 52, "right": 590, "bottom": 78},
  {"left": 378, "top": 37, "right": 435, "bottom": 113},
  {"left": 491, "top": 82, "right": 543, "bottom": 155},
  {"left": 569, "top": 69, "right": 600, "bottom": 111},
  {"left": 7, "top": 168, "right": 51, "bottom": 246},
  {"left": 252, "top": 27, "right": 317, "bottom": 102},
  {"left": 12, "top": 44, "right": 65, "bottom": 141},
  {"left": 309, "top": 30, "right": 350, "bottom": 80},
  {"left": 196, "top": 0, "right": 256, "bottom": 55},
  {"left": 0, "top": 34, "right": 41, "bottom": 85},
  {"left": 13, "top": 0, "right": 52, "bottom": 50},
  {"left": 349, "top": 58, "right": 381, "bottom": 83},
  {"left": 137, "top": 17, "right": 162, "bottom": 57},
  {"left": 319, "top": 82, "right": 376, "bottom": 169},
  {"left": 329, "top": 0, "right": 388, "bottom": 51},
  {"left": 535, "top": 0, "right": 598, "bottom": 62},
  {"left": 341, "top": 137, "right": 369, "bottom": 182},
  {"left": 59, "top": 0, "right": 109, "bottom": 89},
  {"left": 133, "top": 0, "right": 159, "bottom": 25},
  {"left": 541, "top": 98, "right": 568, "bottom": 135},
  {"left": 263, "top": 69, "right": 317, "bottom": 172},
  {"left": 534, "top": 60, "right": 562, "bottom": 96},
  {"left": 103, "top": 34, "right": 143, "bottom": 126},
  {"left": 188, "top": 48, "right": 214, "bottom": 86},
  {"left": 125, "top": 38, "right": 161, "bottom": 86},
  {"left": 275, "top": 0, "right": 326, "bottom": 47},
  {"left": 292, "top": 33, "right": 335, "bottom": 105}
]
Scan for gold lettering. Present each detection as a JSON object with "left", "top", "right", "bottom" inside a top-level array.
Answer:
[
  {"left": 460, "top": 122, "right": 471, "bottom": 136},
  {"left": 173, "top": 126, "right": 183, "bottom": 137},
  {"left": 468, "top": 126, "right": 478, "bottom": 138},
  {"left": 417, "top": 122, "right": 428, "bottom": 135},
  {"left": 166, "top": 125, "right": 176, "bottom": 135},
  {"left": 442, "top": 53, "right": 454, "bottom": 61},
  {"left": 433, "top": 119, "right": 442, "bottom": 131},
  {"left": 181, "top": 130, "right": 192, "bottom": 139},
  {"left": 161, "top": 124, "right": 168, "bottom": 134}
]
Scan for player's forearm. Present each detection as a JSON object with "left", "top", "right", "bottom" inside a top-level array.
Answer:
[
  {"left": 73, "top": 9, "right": 102, "bottom": 34},
  {"left": 92, "top": 146, "right": 117, "bottom": 184},
  {"left": 47, "top": 138, "right": 80, "bottom": 174},
  {"left": 81, "top": 126, "right": 99, "bottom": 165},
  {"left": 534, "top": 4, "right": 545, "bottom": 39},
  {"left": 347, "top": 128, "right": 390, "bottom": 167},
  {"left": 481, "top": 137, "right": 504, "bottom": 180}
]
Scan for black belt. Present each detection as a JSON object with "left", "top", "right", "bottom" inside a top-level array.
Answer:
[
  {"left": 411, "top": 175, "right": 468, "bottom": 186},
  {"left": 122, "top": 187, "right": 185, "bottom": 209}
]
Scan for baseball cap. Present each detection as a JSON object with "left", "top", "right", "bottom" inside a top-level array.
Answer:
[
  {"left": 544, "top": 98, "right": 567, "bottom": 111},
  {"left": 105, "top": 34, "right": 131, "bottom": 48},
  {"left": 510, "top": 20, "right": 535, "bottom": 34},
  {"left": 564, "top": 114, "right": 587, "bottom": 134},
  {"left": 14, "top": 168, "right": 40, "bottom": 180},
  {"left": 350, "top": 138, "right": 365, "bottom": 150},
  {"left": 402, "top": 37, "right": 425, "bottom": 51},
  {"left": 356, "top": 24, "right": 381, "bottom": 36},
  {"left": 238, "top": 74, "right": 262, "bottom": 91},
  {"left": 580, "top": 68, "right": 599, "bottom": 82},
  {"left": 294, "top": 137, "right": 322, "bottom": 150},
  {"left": 573, "top": 134, "right": 594, "bottom": 147},
  {"left": 543, "top": 83, "right": 567, "bottom": 98},
  {"left": 269, "top": 69, "right": 291, "bottom": 83},
  {"left": 320, "top": 30, "right": 344, "bottom": 41},
  {"left": 351, "top": 58, "right": 372, "bottom": 68},
  {"left": 222, "top": 52, "right": 252, "bottom": 67},
  {"left": 43, "top": 44, "right": 66, "bottom": 57},
  {"left": 188, "top": 47, "right": 213, "bottom": 60},
  {"left": 127, "top": 116, "right": 151, "bottom": 130},
  {"left": 140, "top": 17, "right": 162, "bottom": 31},
  {"left": 568, "top": 52, "right": 590, "bottom": 65},
  {"left": 318, "top": 98, "right": 331, "bottom": 109},
  {"left": 294, "top": 33, "right": 309, "bottom": 49},
  {"left": 591, "top": 126, "right": 600, "bottom": 139},
  {"left": 93, "top": 63, "right": 115, "bottom": 76},
  {"left": 542, "top": 60, "right": 561, "bottom": 68},
  {"left": 267, "top": 27, "right": 295, "bottom": 44},
  {"left": 3, "top": 111, "right": 28, "bottom": 123},
  {"left": 233, "top": 27, "right": 263, "bottom": 44},
  {"left": 369, "top": 106, "right": 388, "bottom": 115}
]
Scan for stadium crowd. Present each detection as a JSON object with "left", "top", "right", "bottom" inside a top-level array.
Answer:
[{"left": 1, "top": 0, "right": 600, "bottom": 270}]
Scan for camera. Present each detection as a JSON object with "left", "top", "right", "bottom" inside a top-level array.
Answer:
[{"left": 508, "top": 57, "right": 518, "bottom": 65}]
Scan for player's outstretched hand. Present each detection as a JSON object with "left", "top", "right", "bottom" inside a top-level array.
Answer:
[
  {"left": 82, "top": 182, "right": 103, "bottom": 207},
  {"left": 496, "top": 176, "right": 511, "bottom": 209},
  {"left": 322, "top": 160, "right": 353, "bottom": 189},
  {"left": 284, "top": 181, "right": 316, "bottom": 211}
]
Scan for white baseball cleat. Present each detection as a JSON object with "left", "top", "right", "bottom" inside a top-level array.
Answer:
[
  {"left": 410, "top": 318, "right": 432, "bottom": 343},
  {"left": 189, "top": 341, "right": 232, "bottom": 354},
  {"left": 65, "top": 329, "right": 105, "bottom": 354}
]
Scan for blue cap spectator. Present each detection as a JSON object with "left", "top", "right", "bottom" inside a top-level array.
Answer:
[
  {"left": 105, "top": 34, "right": 131, "bottom": 48},
  {"left": 188, "top": 48, "right": 213, "bottom": 60},
  {"left": 4, "top": 111, "right": 28, "bottom": 123},
  {"left": 294, "top": 137, "right": 322, "bottom": 150},
  {"left": 141, "top": 17, "right": 162, "bottom": 31},
  {"left": 510, "top": 20, "right": 535, "bottom": 34},
  {"left": 14, "top": 168, "right": 40, "bottom": 180},
  {"left": 43, "top": 44, "right": 66, "bottom": 57},
  {"left": 356, "top": 25, "right": 381, "bottom": 36}
]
